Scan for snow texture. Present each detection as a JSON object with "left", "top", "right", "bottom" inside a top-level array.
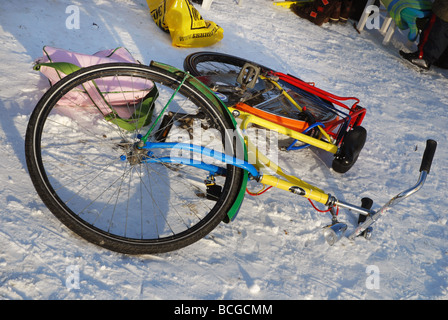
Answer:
[{"left": 0, "top": 0, "right": 447, "bottom": 300}]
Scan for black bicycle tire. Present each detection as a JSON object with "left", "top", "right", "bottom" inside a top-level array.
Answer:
[
  {"left": 184, "top": 51, "right": 338, "bottom": 129},
  {"left": 184, "top": 51, "right": 274, "bottom": 77},
  {"left": 25, "top": 63, "right": 245, "bottom": 254}
]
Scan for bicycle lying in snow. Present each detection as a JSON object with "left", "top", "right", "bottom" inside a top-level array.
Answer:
[{"left": 25, "top": 56, "right": 437, "bottom": 254}]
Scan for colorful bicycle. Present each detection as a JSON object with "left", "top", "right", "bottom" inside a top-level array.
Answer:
[
  {"left": 25, "top": 60, "right": 436, "bottom": 254},
  {"left": 183, "top": 51, "right": 368, "bottom": 174}
]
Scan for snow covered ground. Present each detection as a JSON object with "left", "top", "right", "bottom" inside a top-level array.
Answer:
[{"left": 0, "top": 0, "right": 447, "bottom": 301}]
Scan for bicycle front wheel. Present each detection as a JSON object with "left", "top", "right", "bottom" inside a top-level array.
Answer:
[{"left": 25, "top": 63, "right": 246, "bottom": 254}]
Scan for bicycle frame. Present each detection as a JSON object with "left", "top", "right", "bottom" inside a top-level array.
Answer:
[
  {"left": 29, "top": 60, "right": 436, "bottom": 253},
  {"left": 143, "top": 138, "right": 330, "bottom": 205},
  {"left": 230, "top": 107, "right": 338, "bottom": 154},
  {"left": 263, "top": 71, "right": 368, "bottom": 142},
  {"left": 142, "top": 136, "right": 436, "bottom": 244},
  {"left": 215, "top": 70, "right": 367, "bottom": 156},
  {"left": 138, "top": 63, "right": 436, "bottom": 245},
  {"left": 141, "top": 102, "right": 336, "bottom": 206}
]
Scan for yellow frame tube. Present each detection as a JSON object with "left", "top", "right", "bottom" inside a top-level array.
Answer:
[
  {"left": 259, "top": 174, "right": 329, "bottom": 205},
  {"left": 236, "top": 114, "right": 330, "bottom": 206},
  {"left": 231, "top": 108, "right": 338, "bottom": 154},
  {"left": 245, "top": 138, "right": 329, "bottom": 205}
]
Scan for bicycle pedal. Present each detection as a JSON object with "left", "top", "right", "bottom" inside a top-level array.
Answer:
[
  {"left": 206, "top": 184, "right": 222, "bottom": 201},
  {"left": 237, "top": 63, "right": 261, "bottom": 89}
]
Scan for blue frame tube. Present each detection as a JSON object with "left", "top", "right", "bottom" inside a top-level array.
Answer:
[
  {"left": 144, "top": 142, "right": 260, "bottom": 178},
  {"left": 286, "top": 122, "right": 325, "bottom": 151},
  {"left": 145, "top": 157, "right": 227, "bottom": 176}
]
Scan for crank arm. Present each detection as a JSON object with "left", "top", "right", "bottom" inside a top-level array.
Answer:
[{"left": 347, "top": 139, "right": 437, "bottom": 240}]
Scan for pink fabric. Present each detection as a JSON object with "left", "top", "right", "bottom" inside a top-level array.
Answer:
[
  {"left": 36, "top": 46, "right": 154, "bottom": 118},
  {"left": 36, "top": 46, "right": 138, "bottom": 85}
]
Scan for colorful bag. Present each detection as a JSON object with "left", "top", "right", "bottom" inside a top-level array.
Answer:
[
  {"left": 147, "top": 0, "right": 224, "bottom": 47},
  {"left": 34, "top": 46, "right": 157, "bottom": 131}
]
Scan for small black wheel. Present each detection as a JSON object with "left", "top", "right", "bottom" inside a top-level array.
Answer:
[{"left": 332, "top": 126, "right": 367, "bottom": 173}]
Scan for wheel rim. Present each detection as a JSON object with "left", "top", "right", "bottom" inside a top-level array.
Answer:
[{"left": 28, "top": 65, "right": 239, "bottom": 249}]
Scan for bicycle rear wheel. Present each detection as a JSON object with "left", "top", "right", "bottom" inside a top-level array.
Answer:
[
  {"left": 184, "top": 51, "right": 338, "bottom": 128},
  {"left": 184, "top": 51, "right": 273, "bottom": 77},
  {"left": 25, "top": 63, "right": 246, "bottom": 254}
]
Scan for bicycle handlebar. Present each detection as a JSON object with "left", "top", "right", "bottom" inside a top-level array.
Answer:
[
  {"left": 344, "top": 139, "right": 437, "bottom": 241},
  {"left": 420, "top": 139, "right": 437, "bottom": 173}
]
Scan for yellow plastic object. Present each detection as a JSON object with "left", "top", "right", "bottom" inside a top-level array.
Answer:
[
  {"left": 273, "top": 1, "right": 312, "bottom": 9},
  {"left": 147, "top": 0, "right": 224, "bottom": 47}
]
